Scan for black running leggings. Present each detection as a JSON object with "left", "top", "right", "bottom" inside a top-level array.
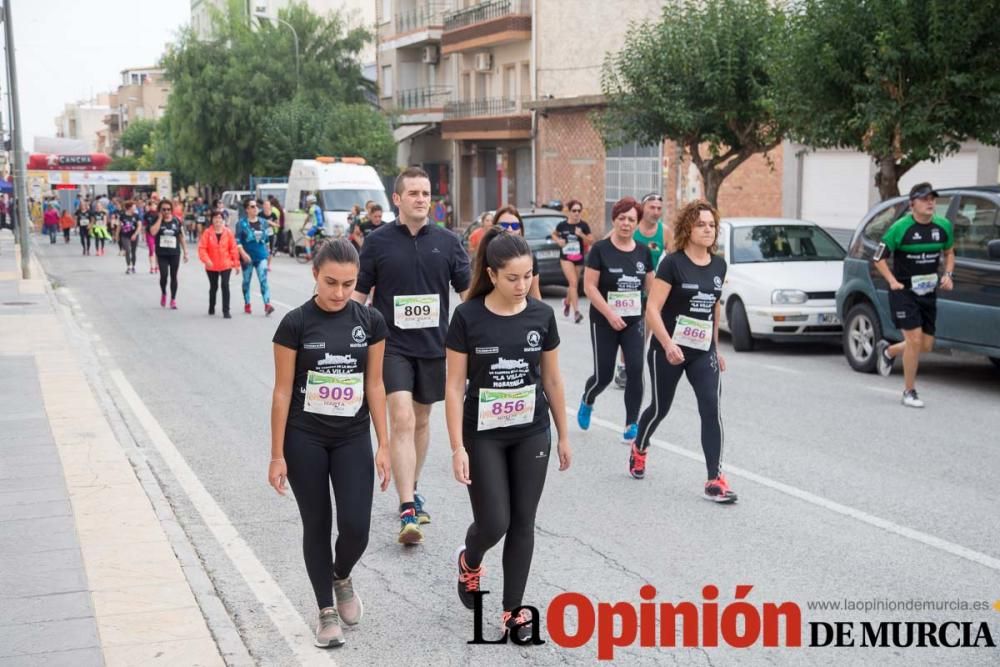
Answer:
[
  {"left": 582, "top": 319, "right": 645, "bottom": 424},
  {"left": 123, "top": 237, "right": 138, "bottom": 268},
  {"left": 79, "top": 229, "right": 91, "bottom": 252},
  {"left": 206, "top": 269, "right": 231, "bottom": 314},
  {"left": 635, "top": 345, "right": 724, "bottom": 479},
  {"left": 463, "top": 430, "right": 550, "bottom": 611},
  {"left": 284, "top": 427, "right": 374, "bottom": 609},
  {"left": 157, "top": 254, "right": 181, "bottom": 299},
  {"left": 95, "top": 236, "right": 105, "bottom": 253}
]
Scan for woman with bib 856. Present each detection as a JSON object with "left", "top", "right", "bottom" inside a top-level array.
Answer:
[
  {"left": 628, "top": 200, "right": 737, "bottom": 504},
  {"left": 270, "top": 239, "right": 392, "bottom": 648},
  {"left": 446, "top": 227, "right": 571, "bottom": 640}
]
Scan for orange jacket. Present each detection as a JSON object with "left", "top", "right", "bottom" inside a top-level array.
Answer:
[
  {"left": 198, "top": 225, "right": 240, "bottom": 271},
  {"left": 59, "top": 212, "right": 75, "bottom": 230}
]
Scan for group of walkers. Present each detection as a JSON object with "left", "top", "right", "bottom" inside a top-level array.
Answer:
[{"left": 267, "top": 165, "right": 739, "bottom": 650}]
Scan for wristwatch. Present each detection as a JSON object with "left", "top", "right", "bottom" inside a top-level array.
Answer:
[{"left": 944, "top": 271, "right": 954, "bottom": 279}]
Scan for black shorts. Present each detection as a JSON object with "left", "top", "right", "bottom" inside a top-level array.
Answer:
[
  {"left": 383, "top": 351, "right": 445, "bottom": 404},
  {"left": 889, "top": 289, "right": 937, "bottom": 335}
]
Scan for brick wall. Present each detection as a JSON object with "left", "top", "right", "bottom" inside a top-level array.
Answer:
[{"left": 536, "top": 108, "right": 608, "bottom": 234}]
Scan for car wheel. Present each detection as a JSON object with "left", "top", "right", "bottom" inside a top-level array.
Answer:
[
  {"left": 990, "top": 357, "right": 1000, "bottom": 371},
  {"left": 728, "top": 299, "right": 754, "bottom": 352},
  {"left": 843, "top": 301, "right": 882, "bottom": 373}
]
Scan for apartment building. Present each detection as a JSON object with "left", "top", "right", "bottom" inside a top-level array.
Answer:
[
  {"left": 100, "top": 67, "right": 172, "bottom": 155},
  {"left": 54, "top": 94, "right": 113, "bottom": 154},
  {"left": 379, "top": 0, "right": 532, "bottom": 222}
]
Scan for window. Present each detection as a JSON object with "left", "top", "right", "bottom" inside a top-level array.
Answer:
[
  {"left": 730, "top": 225, "right": 846, "bottom": 264},
  {"left": 605, "top": 142, "right": 662, "bottom": 223},
  {"left": 503, "top": 65, "right": 516, "bottom": 100},
  {"left": 380, "top": 0, "right": 391, "bottom": 23},
  {"left": 952, "top": 196, "right": 999, "bottom": 260},
  {"left": 381, "top": 65, "right": 393, "bottom": 98},
  {"left": 520, "top": 62, "right": 530, "bottom": 100},
  {"left": 862, "top": 202, "right": 906, "bottom": 243},
  {"left": 461, "top": 72, "right": 471, "bottom": 102}
]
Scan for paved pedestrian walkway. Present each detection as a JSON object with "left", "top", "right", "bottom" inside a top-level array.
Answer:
[{"left": 0, "top": 231, "right": 226, "bottom": 666}]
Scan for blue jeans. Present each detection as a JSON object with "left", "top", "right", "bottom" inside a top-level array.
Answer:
[{"left": 242, "top": 257, "right": 270, "bottom": 305}]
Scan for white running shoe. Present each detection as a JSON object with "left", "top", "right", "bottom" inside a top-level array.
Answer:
[
  {"left": 876, "top": 340, "right": 893, "bottom": 377},
  {"left": 901, "top": 389, "right": 924, "bottom": 408}
]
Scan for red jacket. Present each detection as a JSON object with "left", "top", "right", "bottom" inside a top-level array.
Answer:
[{"left": 198, "top": 226, "right": 240, "bottom": 271}]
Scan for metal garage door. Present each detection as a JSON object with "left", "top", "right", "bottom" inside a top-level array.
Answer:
[
  {"left": 899, "top": 151, "right": 978, "bottom": 192},
  {"left": 801, "top": 151, "right": 872, "bottom": 230}
]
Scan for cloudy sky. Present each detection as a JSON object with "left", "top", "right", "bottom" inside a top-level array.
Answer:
[{"left": 6, "top": 0, "right": 189, "bottom": 149}]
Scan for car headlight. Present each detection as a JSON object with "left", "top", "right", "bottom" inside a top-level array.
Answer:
[{"left": 771, "top": 289, "right": 808, "bottom": 305}]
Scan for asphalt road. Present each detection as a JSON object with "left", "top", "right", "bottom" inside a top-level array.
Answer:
[{"left": 34, "top": 234, "right": 1000, "bottom": 666}]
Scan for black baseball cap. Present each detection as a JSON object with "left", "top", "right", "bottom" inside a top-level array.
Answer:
[{"left": 908, "top": 182, "right": 938, "bottom": 201}]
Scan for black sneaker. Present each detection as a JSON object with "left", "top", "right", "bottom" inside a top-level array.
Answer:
[
  {"left": 455, "top": 546, "right": 484, "bottom": 610},
  {"left": 876, "top": 340, "right": 893, "bottom": 377}
]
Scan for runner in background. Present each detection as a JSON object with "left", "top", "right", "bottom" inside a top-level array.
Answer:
[
  {"left": 270, "top": 239, "right": 391, "bottom": 648},
  {"left": 198, "top": 210, "right": 240, "bottom": 317},
  {"left": 236, "top": 199, "right": 275, "bottom": 316},
  {"left": 149, "top": 199, "right": 188, "bottom": 309},
  {"left": 446, "top": 227, "right": 571, "bottom": 640},
  {"left": 76, "top": 201, "right": 92, "bottom": 256},
  {"left": 551, "top": 200, "right": 593, "bottom": 324},
  {"left": 144, "top": 200, "right": 159, "bottom": 273},
  {"left": 119, "top": 201, "right": 142, "bottom": 274},
  {"left": 493, "top": 205, "right": 542, "bottom": 300},
  {"left": 90, "top": 204, "right": 112, "bottom": 256},
  {"left": 59, "top": 208, "right": 74, "bottom": 244}
]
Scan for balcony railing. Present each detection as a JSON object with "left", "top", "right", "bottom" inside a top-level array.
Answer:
[
  {"left": 395, "top": 1, "right": 446, "bottom": 33},
  {"left": 444, "top": 97, "right": 526, "bottom": 119},
  {"left": 395, "top": 86, "right": 452, "bottom": 111},
  {"left": 443, "top": 0, "right": 530, "bottom": 32}
]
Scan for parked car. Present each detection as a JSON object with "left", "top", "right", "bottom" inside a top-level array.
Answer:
[
  {"left": 717, "top": 218, "right": 846, "bottom": 351},
  {"left": 221, "top": 190, "right": 251, "bottom": 226},
  {"left": 461, "top": 207, "right": 568, "bottom": 288},
  {"left": 836, "top": 186, "right": 1000, "bottom": 372}
]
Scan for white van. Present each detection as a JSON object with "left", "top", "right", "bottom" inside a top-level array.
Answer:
[
  {"left": 256, "top": 182, "right": 287, "bottom": 207},
  {"left": 285, "top": 157, "right": 393, "bottom": 241}
]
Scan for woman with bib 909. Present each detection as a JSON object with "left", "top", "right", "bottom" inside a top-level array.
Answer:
[
  {"left": 628, "top": 200, "right": 737, "bottom": 504},
  {"left": 445, "top": 228, "right": 572, "bottom": 641},
  {"left": 269, "top": 239, "right": 392, "bottom": 649}
]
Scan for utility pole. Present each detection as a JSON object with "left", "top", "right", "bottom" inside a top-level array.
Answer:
[{"left": 3, "top": 0, "right": 32, "bottom": 278}]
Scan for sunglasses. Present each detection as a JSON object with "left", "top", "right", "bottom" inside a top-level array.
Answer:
[
  {"left": 499, "top": 221, "right": 521, "bottom": 231},
  {"left": 570, "top": 208, "right": 582, "bottom": 213},
  {"left": 247, "top": 204, "right": 258, "bottom": 209},
  {"left": 642, "top": 194, "right": 663, "bottom": 203}
]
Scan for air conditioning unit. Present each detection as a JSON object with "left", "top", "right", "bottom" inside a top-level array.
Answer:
[
  {"left": 421, "top": 45, "right": 440, "bottom": 64},
  {"left": 473, "top": 52, "right": 492, "bottom": 72}
]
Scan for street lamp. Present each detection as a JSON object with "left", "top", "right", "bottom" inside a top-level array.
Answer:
[{"left": 253, "top": 8, "right": 300, "bottom": 94}]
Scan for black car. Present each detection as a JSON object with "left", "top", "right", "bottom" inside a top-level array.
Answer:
[{"left": 461, "top": 208, "right": 568, "bottom": 287}]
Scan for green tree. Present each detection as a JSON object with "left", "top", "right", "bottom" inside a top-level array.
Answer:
[
  {"left": 108, "top": 155, "right": 140, "bottom": 171},
  {"left": 776, "top": 0, "right": 1000, "bottom": 200},
  {"left": 599, "top": 0, "right": 786, "bottom": 205},
  {"left": 119, "top": 118, "right": 157, "bottom": 156},
  {"left": 160, "top": 0, "right": 381, "bottom": 187}
]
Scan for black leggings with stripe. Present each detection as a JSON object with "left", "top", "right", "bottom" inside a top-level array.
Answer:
[
  {"left": 582, "top": 319, "right": 645, "bottom": 424},
  {"left": 634, "top": 345, "right": 724, "bottom": 480}
]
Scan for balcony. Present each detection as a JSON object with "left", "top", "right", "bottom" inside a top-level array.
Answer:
[
  {"left": 441, "top": 0, "right": 531, "bottom": 54},
  {"left": 396, "top": 86, "right": 452, "bottom": 112},
  {"left": 441, "top": 97, "right": 531, "bottom": 141},
  {"left": 379, "top": 1, "right": 445, "bottom": 50}
]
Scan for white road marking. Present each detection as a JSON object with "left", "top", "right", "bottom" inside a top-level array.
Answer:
[
  {"left": 864, "top": 385, "right": 902, "bottom": 396},
  {"left": 271, "top": 300, "right": 296, "bottom": 311},
  {"left": 734, "top": 358, "right": 802, "bottom": 375},
  {"left": 111, "top": 369, "right": 336, "bottom": 666},
  {"left": 577, "top": 410, "right": 1000, "bottom": 573}
]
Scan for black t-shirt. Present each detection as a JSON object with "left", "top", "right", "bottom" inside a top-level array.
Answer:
[
  {"left": 120, "top": 213, "right": 141, "bottom": 236},
  {"left": 155, "top": 217, "right": 183, "bottom": 256},
  {"left": 653, "top": 251, "right": 727, "bottom": 353},
  {"left": 143, "top": 210, "right": 159, "bottom": 230},
  {"left": 359, "top": 220, "right": 384, "bottom": 237},
  {"left": 585, "top": 239, "right": 653, "bottom": 326},
  {"left": 554, "top": 220, "right": 591, "bottom": 263},
  {"left": 272, "top": 298, "right": 389, "bottom": 437},
  {"left": 357, "top": 221, "right": 471, "bottom": 359},
  {"left": 446, "top": 296, "right": 560, "bottom": 440},
  {"left": 76, "top": 210, "right": 91, "bottom": 227}
]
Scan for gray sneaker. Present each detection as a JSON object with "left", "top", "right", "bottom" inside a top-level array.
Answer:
[
  {"left": 334, "top": 576, "right": 363, "bottom": 626},
  {"left": 315, "top": 607, "right": 345, "bottom": 648},
  {"left": 902, "top": 389, "right": 925, "bottom": 408},
  {"left": 876, "top": 340, "right": 893, "bottom": 377}
]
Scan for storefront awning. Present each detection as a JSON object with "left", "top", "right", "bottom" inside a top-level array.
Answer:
[{"left": 393, "top": 124, "right": 432, "bottom": 144}]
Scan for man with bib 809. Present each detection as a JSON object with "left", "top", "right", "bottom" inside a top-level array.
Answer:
[
  {"left": 628, "top": 200, "right": 737, "bottom": 504},
  {"left": 353, "top": 167, "right": 471, "bottom": 544},
  {"left": 873, "top": 182, "right": 955, "bottom": 408}
]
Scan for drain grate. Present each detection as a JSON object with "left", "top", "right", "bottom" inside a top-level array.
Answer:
[{"left": 2, "top": 301, "right": 37, "bottom": 306}]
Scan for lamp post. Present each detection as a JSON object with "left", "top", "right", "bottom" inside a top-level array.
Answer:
[
  {"left": 253, "top": 9, "right": 300, "bottom": 94},
  {"left": 3, "top": 0, "right": 32, "bottom": 278}
]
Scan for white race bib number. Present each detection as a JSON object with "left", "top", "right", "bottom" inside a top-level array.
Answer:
[
  {"left": 477, "top": 386, "right": 536, "bottom": 431},
  {"left": 79, "top": 219, "right": 89, "bottom": 226},
  {"left": 910, "top": 273, "right": 938, "bottom": 296},
  {"left": 159, "top": 235, "right": 177, "bottom": 249},
  {"left": 303, "top": 371, "right": 364, "bottom": 417},
  {"left": 673, "top": 315, "right": 713, "bottom": 351},
  {"left": 196, "top": 216, "right": 206, "bottom": 223},
  {"left": 393, "top": 294, "right": 439, "bottom": 329},
  {"left": 563, "top": 240, "right": 581, "bottom": 258},
  {"left": 608, "top": 290, "right": 641, "bottom": 317}
]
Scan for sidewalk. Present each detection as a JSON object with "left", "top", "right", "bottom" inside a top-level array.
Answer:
[{"left": 0, "top": 231, "right": 227, "bottom": 666}]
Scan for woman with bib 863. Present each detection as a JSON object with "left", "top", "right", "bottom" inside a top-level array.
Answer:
[
  {"left": 445, "top": 227, "right": 571, "bottom": 640},
  {"left": 628, "top": 200, "right": 737, "bottom": 504},
  {"left": 577, "top": 197, "right": 652, "bottom": 443},
  {"left": 270, "top": 239, "right": 392, "bottom": 648}
]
